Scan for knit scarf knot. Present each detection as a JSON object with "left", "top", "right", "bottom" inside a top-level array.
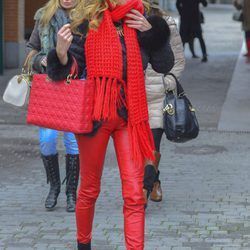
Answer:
[{"left": 85, "top": 0, "right": 155, "bottom": 166}]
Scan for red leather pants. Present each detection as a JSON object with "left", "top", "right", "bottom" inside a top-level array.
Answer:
[{"left": 75, "top": 117, "right": 145, "bottom": 250}]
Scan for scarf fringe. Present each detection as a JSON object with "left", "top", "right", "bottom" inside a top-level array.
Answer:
[
  {"left": 92, "top": 77, "right": 125, "bottom": 121},
  {"left": 128, "top": 121, "right": 155, "bottom": 167}
]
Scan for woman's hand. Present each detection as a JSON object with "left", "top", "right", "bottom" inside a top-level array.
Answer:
[
  {"left": 41, "top": 56, "right": 47, "bottom": 67},
  {"left": 56, "top": 24, "right": 73, "bottom": 65},
  {"left": 125, "top": 9, "right": 152, "bottom": 32}
]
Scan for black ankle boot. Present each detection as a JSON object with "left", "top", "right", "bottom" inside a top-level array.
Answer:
[
  {"left": 41, "top": 154, "right": 61, "bottom": 210},
  {"left": 63, "top": 154, "right": 79, "bottom": 212},
  {"left": 78, "top": 241, "right": 91, "bottom": 250}
]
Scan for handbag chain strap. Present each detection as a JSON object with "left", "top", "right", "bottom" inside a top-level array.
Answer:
[
  {"left": 22, "top": 50, "right": 38, "bottom": 75},
  {"left": 16, "top": 50, "right": 38, "bottom": 86}
]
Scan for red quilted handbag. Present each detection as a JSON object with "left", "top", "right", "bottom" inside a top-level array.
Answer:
[{"left": 27, "top": 62, "right": 95, "bottom": 133}]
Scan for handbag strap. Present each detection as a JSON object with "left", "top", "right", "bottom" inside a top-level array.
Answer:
[
  {"left": 22, "top": 50, "right": 38, "bottom": 74},
  {"left": 163, "top": 73, "right": 185, "bottom": 96},
  {"left": 69, "top": 57, "right": 79, "bottom": 78},
  {"left": 65, "top": 57, "right": 80, "bottom": 84}
]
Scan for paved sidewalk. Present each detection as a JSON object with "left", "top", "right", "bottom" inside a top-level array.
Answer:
[
  {"left": 218, "top": 42, "right": 250, "bottom": 132},
  {"left": 1, "top": 4, "right": 250, "bottom": 250}
]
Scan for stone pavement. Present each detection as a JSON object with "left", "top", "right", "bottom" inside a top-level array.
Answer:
[
  {"left": 218, "top": 42, "right": 250, "bottom": 132},
  {"left": 1, "top": 4, "right": 250, "bottom": 250}
]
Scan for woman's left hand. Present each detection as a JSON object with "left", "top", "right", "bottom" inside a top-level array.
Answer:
[{"left": 125, "top": 9, "right": 152, "bottom": 32}]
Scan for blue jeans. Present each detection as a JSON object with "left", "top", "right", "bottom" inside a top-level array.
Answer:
[{"left": 39, "top": 128, "right": 79, "bottom": 156}]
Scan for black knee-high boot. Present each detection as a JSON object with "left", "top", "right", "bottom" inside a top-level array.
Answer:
[
  {"left": 63, "top": 154, "right": 79, "bottom": 212},
  {"left": 42, "top": 154, "right": 61, "bottom": 210}
]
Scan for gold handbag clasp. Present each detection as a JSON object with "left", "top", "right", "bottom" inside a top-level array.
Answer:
[
  {"left": 189, "top": 106, "right": 195, "bottom": 112},
  {"left": 66, "top": 74, "right": 72, "bottom": 85},
  {"left": 163, "top": 104, "right": 175, "bottom": 115}
]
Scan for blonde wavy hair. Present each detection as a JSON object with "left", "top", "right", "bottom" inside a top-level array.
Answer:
[
  {"left": 39, "top": 0, "right": 81, "bottom": 28},
  {"left": 71, "top": 0, "right": 150, "bottom": 33}
]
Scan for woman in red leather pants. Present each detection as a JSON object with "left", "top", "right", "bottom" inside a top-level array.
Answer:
[{"left": 47, "top": 0, "right": 174, "bottom": 249}]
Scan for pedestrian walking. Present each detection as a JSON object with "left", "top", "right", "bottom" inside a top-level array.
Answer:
[
  {"left": 26, "top": 0, "right": 80, "bottom": 213},
  {"left": 143, "top": 0, "right": 185, "bottom": 207},
  {"left": 233, "top": 0, "right": 250, "bottom": 58},
  {"left": 46, "top": 0, "right": 174, "bottom": 249},
  {"left": 176, "top": 0, "right": 208, "bottom": 62}
]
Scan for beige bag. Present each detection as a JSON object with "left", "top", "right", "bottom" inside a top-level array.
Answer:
[{"left": 3, "top": 50, "right": 37, "bottom": 107}]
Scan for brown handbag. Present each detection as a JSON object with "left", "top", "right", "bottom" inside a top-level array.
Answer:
[{"left": 27, "top": 60, "right": 95, "bottom": 133}]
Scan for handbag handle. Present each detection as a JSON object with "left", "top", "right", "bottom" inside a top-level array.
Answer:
[
  {"left": 163, "top": 73, "right": 185, "bottom": 96},
  {"left": 22, "top": 50, "right": 38, "bottom": 74},
  {"left": 65, "top": 57, "right": 79, "bottom": 84},
  {"left": 70, "top": 57, "right": 79, "bottom": 76},
  {"left": 165, "top": 73, "right": 194, "bottom": 109}
]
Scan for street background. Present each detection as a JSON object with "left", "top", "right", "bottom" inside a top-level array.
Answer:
[{"left": 1, "top": 4, "right": 250, "bottom": 250}]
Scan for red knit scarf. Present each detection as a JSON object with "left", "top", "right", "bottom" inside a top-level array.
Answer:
[{"left": 85, "top": 0, "right": 155, "bottom": 166}]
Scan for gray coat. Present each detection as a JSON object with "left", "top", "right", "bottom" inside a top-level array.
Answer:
[{"left": 26, "top": 8, "right": 70, "bottom": 73}]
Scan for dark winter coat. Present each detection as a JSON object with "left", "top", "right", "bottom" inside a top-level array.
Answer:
[{"left": 176, "top": 0, "right": 207, "bottom": 42}]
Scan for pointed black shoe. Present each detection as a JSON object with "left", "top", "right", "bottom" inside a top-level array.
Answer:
[
  {"left": 78, "top": 241, "right": 91, "bottom": 250},
  {"left": 201, "top": 55, "right": 208, "bottom": 62}
]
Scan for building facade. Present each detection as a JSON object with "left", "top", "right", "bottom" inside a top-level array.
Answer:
[
  {"left": 1, "top": 0, "right": 46, "bottom": 72},
  {"left": 0, "top": 0, "right": 3, "bottom": 74}
]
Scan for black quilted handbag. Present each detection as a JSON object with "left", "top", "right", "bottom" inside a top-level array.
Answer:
[{"left": 163, "top": 73, "right": 199, "bottom": 142}]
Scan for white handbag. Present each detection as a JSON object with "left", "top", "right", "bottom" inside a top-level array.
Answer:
[
  {"left": 3, "top": 74, "right": 31, "bottom": 107},
  {"left": 2, "top": 50, "right": 37, "bottom": 107}
]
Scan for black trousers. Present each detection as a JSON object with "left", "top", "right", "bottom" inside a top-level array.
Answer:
[
  {"left": 184, "top": 34, "right": 207, "bottom": 57},
  {"left": 151, "top": 128, "right": 164, "bottom": 152},
  {"left": 245, "top": 31, "right": 250, "bottom": 40}
]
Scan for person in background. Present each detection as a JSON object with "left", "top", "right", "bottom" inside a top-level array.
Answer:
[
  {"left": 176, "top": 0, "right": 208, "bottom": 62},
  {"left": 234, "top": 0, "right": 250, "bottom": 58},
  {"left": 46, "top": 0, "right": 174, "bottom": 248},
  {"left": 26, "top": 0, "right": 80, "bottom": 213},
  {"left": 143, "top": 0, "right": 185, "bottom": 208}
]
